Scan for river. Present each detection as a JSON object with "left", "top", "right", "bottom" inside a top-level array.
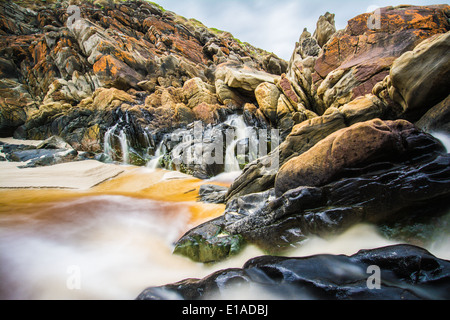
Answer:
[{"left": 0, "top": 132, "right": 449, "bottom": 300}]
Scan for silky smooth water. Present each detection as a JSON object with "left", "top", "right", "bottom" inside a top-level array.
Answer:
[{"left": 0, "top": 187, "right": 448, "bottom": 300}]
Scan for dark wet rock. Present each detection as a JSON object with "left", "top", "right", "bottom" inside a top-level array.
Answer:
[
  {"left": 159, "top": 122, "right": 229, "bottom": 179},
  {"left": 2, "top": 137, "right": 78, "bottom": 168},
  {"left": 36, "top": 135, "right": 73, "bottom": 150},
  {"left": 137, "top": 244, "right": 450, "bottom": 300},
  {"left": 173, "top": 216, "right": 245, "bottom": 263},
  {"left": 1, "top": 135, "right": 80, "bottom": 167},
  {"left": 225, "top": 154, "right": 450, "bottom": 253}
]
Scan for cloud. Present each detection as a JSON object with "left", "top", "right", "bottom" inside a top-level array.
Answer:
[{"left": 154, "top": 0, "right": 444, "bottom": 60}]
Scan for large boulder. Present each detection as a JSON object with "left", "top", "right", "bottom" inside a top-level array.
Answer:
[
  {"left": 215, "top": 62, "right": 278, "bottom": 94},
  {"left": 182, "top": 77, "right": 218, "bottom": 109},
  {"left": 254, "top": 82, "right": 280, "bottom": 124},
  {"left": 275, "top": 119, "right": 427, "bottom": 196}
]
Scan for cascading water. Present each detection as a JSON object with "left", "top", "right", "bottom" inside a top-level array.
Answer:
[
  {"left": 224, "top": 115, "right": 248, "bottom": 172},
  {"left": 103, "top": 123, "right": 118, "bottom": 161},
  {"left": 223, "top": 114, "right": 261, "bottom": 173},
  {"left": 431, "top": 131, "right": 450, "bottom": 152},
  {"left": 118, "top": 130, "right": 130, "bottom": 165},
  {"left": 103, "top": 123, "right": 131, "bottom": 165},
  {"left": 143, "top": 113, "right": 263, "bottom": 176},
  {"left": 103, "top": 111, "right": 155, "bottom": 166}
]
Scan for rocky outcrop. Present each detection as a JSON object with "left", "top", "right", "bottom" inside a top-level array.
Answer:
[
  {"left": 169, "top": 5, "right": 450, "bottom": 263},
  {"left": 138, "top": 245, "right": 450, "bottom": 300},
  {"left": 175, "top": 118, "right": 449, "bottom": 261},
  {"left": 313, "top": 5, "right": 450, "bottom": 111},
  {"left": 313, "top": 12, "right": 336, "bottom": 48},
  {"left": 225, "top": 6, "right": 450, "bottom": 201}
]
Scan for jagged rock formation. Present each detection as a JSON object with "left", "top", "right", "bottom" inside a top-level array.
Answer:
[{"left": 0, "top": 0, "right": 287, "bottom": 167}]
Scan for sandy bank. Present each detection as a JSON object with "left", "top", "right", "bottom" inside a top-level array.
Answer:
[{"left": 0, "top": 160, "right": 125, "bottom": 189}]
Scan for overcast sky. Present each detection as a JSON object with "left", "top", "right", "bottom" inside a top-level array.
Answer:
[{"left": 154, "top": 0, "right": 445, "bottom": 60}]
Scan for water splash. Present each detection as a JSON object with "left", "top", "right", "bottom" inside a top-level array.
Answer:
[
  {"left": 103, "top": 110, "right": 156, "bottom": 166},
  {"left": 0, "top": 191, "right": 448, "bottom": 300}
]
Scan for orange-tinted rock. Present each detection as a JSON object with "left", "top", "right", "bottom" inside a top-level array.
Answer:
[
  {"left": 313, "top": 5, "right": 450, "bottom": 108},
  {"left": 93, "top": 55, "right": 144, "bottom": 90},
  {"left": 192, "top": 102, "right": 228, "bottom": 124},
  {"left": 277, "top": 74, "right": 300, "bottom": 106}
]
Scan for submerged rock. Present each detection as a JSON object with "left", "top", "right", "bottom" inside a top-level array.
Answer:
[{"left": 137, "top": 244, "right": 450, "bottom": 300}]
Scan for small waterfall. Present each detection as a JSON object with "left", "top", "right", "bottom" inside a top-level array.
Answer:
[
  {"left": 103, "top": 110, "right": 134, "bottom": 165},
  {"left": 103, "top": 112, "right": 268, "bottom": 175},
  {"left": 103, "top": 123, "right": 119, "bottom": 161},
  {"left": 146, "top": 140, "right": 164, "bottom": 170},
  {"left": 224, "top": 114, "right": 253, "bottom": 173},
  {"left": 103, "top": 125, "right": 131, "bottom": 165}
]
